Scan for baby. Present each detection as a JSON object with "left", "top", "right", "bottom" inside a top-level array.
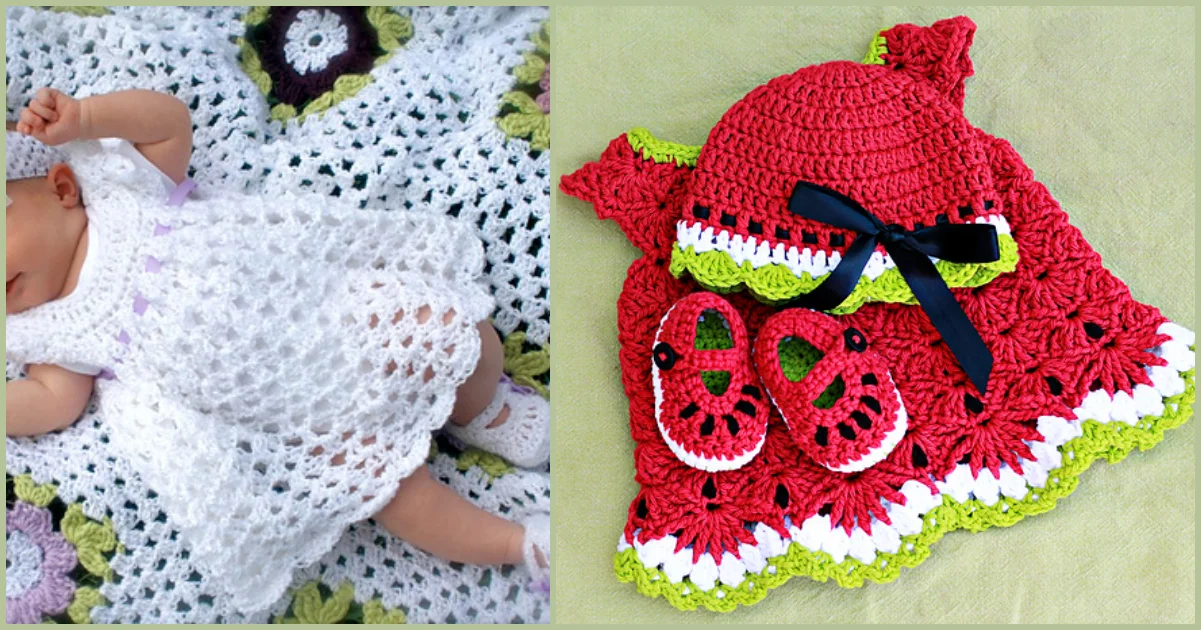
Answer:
[{"left": 5, "top": 88, "right": 550, "bottom": 611}]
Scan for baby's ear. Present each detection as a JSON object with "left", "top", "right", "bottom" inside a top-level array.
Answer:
[
  {"left": 878, "top": 16, "right": 976, "bottom": 110},
  {"left": 560, "top": 129, "right": 696, "bottom": 257}
]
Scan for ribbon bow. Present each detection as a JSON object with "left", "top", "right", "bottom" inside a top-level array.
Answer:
[{"left": 786, "top": 181, "right": 1000, "bottom": 394}]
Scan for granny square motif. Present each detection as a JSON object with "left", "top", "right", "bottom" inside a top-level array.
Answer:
[{"left": 562, "top": 17, "right": 1195, "bottom": 611}]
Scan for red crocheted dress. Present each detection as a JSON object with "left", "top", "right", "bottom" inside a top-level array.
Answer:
[{"left": 561, "top": 17, "right": 1195, "bottom": 611}]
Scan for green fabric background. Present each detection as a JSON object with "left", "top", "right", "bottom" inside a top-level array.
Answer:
[{"left": 551, "top": 6, "right": 1195, "bottom": 624}]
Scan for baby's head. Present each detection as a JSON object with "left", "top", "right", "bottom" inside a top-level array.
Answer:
[{"left": 6, "top": 129, "right": 86, "bottom": 315}]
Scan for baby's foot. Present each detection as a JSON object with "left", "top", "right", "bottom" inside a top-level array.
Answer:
[{"left": 445, "top": 375, "right": 550, "bottom": 468}]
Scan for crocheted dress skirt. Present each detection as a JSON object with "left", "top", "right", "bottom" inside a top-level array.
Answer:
[{"left": 561, "top": 16, "right": 1195, "bottom": 611}]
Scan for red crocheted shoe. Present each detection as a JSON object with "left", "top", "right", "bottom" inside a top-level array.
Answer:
[
  {"left": 652, "top": 292, "right": 769, "bottom": 471},
  {"left": 754, "top": 308, "right": 907, "bottom": 472}
]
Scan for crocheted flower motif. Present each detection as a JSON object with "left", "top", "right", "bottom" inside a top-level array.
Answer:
[
  {"left": 271, "top": 581, "right": 407, "bottom": 624},
  {"left": 6, "top": 501, "right": 77, "bottom": 624},
  {"left": 497, "top": 23, "right": 550, "bottom": 151},
  {"left": 5, "top": 474, "right": 120, "bottom": 624},
  {"left": 238, "top": 6, "right": 413, "bottom": 122}
]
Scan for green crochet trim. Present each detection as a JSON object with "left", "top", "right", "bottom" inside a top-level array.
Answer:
[
  {"left": 669, "top": 234, "right": 1020, "bottom": 313},
  {"left": 456, "top": 447, "right": 517, "bottom": 481},
  {"left": 13, "top": 474, "right": 58, "bottom": 507},
  {"left": 272, "top": 581, "right": 408, "bottom": 624},
  {"left": 237, "top": 7, "right": 413, "bottom": 125},
  {"left": 616, "top": 361, "right": 1196, "bottom": 612},
  {"left": 626, "top": 127, "right": 701, "bottom": 168},
  {"left": 862, "top": 30, "right": 889, "bottom": 65},
  {"left": 497, "top": 22, "right": 550, "bottom": 150}
]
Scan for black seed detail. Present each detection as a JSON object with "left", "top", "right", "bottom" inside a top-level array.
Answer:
[
  {"left": 774, "top": 484, "right": 789, "bottom": 509},
  {"left": 680, "top": 402, "right": 699, "bottom": 419},
  {"left": 818, "top": 503, "right": 833, "bottom": 517},
  {"left": 852, "top": 410, "right": 872, "bottom": 430},
  {"left": 693, "top": 204, "right": 710, "bottom": 220},
  {"left": 720, "top": 212, "right": 737, "bottom": 227},
  {"left": 837, "top": 422, "right": 856, "bottom": 440},
  {"left": 815, "top": 426, "right": 829, "bottom": 447},
  {"left": 775, "top": 226, "right": 790, "bottom": 240},
  {"left": 741, "top": 384, "right": 761, "bottom": 400},
  {"left": 707, "top": 503, "right": 720, "bottom": 511},
  {"left": 861, "top": 396, "right": 881, "bottom": 414},
  {"left": 702, "top": 478, "right": 717, "bottom": 499},
  {"left": 700, "top": 415, "right": 715, "bottom": 436},
  {"left": 724, "top": 414, "right": 740, "bottom": 436},
  {"left": 801, "top": 231, "right": 818, "bottom": 244},
  {"left": 912, "top": 444, "right": 929, "bottom": 468},
  {"left": 1084, "top": 322, "right": 1104, "bottom": 339},
  {"left": 964, "top": 393, "right": 984, "bottom": 414},
  {"left": 862, "top": 373, "right": 878, "bottom": 386},
  {"left": 959, "top": 454, "right": 972, "bottom": 465},
  {"left": 734, "top": 400, "right": 757, "bottom": 418},
  {"left": 935, "top": 213, "right": 949, "bottom": 224},
  {"left": 913, "top": 222, "right": 925, "bottom": 230},
  {"left": 829, "top": 233, "right": 845, "bottom": 247},
  {"left": 958, "top": 205, "right": 973, "bottom": 218},
  {"left": 844, "top": 327, "right": 868, "bottom": 352},
  {"left": 1045, "top": 376, "right": 1063, "bottom": 396},
  {"left": 673, "top": 529, "right": 684, "bottom": 537},
  {"left": 984, "top": 199, "right": 995, "bottom": 210},
  {"left": 748, "top": 220, "right": 763, "bottom": 235},
  {"left": 636, "top": 499, "right": 648, "bottom": 518},
  {"left": 652, "top": 342, "right": 677, "bottom": 370},
  {"left": 1090, "top": 379, "right": 1104, "bottom": 391}
]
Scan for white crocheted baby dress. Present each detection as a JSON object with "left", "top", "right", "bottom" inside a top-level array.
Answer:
[{"left": 5, "top": 138, "right": 495, "bottom": 612}]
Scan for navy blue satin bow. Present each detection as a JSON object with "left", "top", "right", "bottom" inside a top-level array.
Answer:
[{"left": 785, "top": 181, "right": 1000, "bottom": 395}]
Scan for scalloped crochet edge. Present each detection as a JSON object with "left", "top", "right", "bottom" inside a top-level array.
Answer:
[
  {"left": 614, "top": 362, "right": 1195, "bottom": 612},
  {"left": 669, "top": 235, "right": 1020, "bottom": 313},
  {"left": 627, "top": 127, "right": 701, "bottom": 168}
]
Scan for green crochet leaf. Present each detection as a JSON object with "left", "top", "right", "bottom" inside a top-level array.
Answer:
[{"left": 616, "top": 363, "right": 1196, "bottom": 612}]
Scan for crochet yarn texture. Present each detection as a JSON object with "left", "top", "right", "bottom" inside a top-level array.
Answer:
[
  {"left": 561, "top": 16, "right": 1195, "bottom": 611},
  {"left": 6, "top": 5, "right": 550, "bottom": 623}
]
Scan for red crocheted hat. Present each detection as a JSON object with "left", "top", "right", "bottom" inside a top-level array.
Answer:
[{"left": 562, "top": 16, "right": 1195, "bottom": 612}]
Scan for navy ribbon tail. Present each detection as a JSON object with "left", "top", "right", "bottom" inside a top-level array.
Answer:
[{"left": 785, "top": 181, "right": 999, "bottom": 395}]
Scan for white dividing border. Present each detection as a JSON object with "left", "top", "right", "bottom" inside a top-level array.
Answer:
[
  {"left": 621, "top": 321, "right": 1194, "bottom": 597},
  {"left": 675, "top": 214, "right": 1012, "bottom": 282}
]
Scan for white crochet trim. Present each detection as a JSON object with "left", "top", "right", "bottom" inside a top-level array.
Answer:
[
  {"left": 283, "top": 9, "right": 349, "bottom": 76},
  {"left": 675, "top": 213, "right": 1011, "bottom": 281},
  {"left": 620, "top": 323, "right": 1194, "bottom": 593}
]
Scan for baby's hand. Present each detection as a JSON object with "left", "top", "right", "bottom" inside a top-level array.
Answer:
[{"left": 17, "top": 88, "right": 83, "bottom": 146}]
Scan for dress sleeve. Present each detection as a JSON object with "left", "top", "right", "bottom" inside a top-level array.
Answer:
[{"left": 98, "top": 138, "right": 179, "bottom": 196}]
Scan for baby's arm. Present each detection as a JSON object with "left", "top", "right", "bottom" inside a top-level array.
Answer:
[
  {"left": 5, "top": 364, "right": 94, "bottom": 437},
  {"left": 17, "top": 88, "right": 192, "bottom": 183}
]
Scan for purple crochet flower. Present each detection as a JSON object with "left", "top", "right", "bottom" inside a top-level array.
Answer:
[
  {"left": 535, "top": 62, "right": 550, "bottom": 114},
  {"left": 6, "top": 501, "right": 77, "bottom": 624}
]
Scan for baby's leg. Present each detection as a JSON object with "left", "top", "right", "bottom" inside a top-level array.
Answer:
[
  {"left": 373, "top": 463, "right": 527, "bottom": 566},
  {"left": 449, "top": 322, "right": 509, "bottom": 427}
]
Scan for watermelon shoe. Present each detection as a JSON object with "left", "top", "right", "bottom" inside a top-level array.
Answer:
[
  {"left": 652, "top": 292, "right": 770, "bottom": 472},
  {"left": 754, "top": 308, "right": 908, "bottom": 473}
]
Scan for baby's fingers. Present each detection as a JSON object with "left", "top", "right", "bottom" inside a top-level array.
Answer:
[
  {"left": 18, "top": 108, "right": 46, "bottom": 130},
  {"left": 27, "top": 99, "right": 58, "bottom": 123},
  {"left": 34, "top": 88, "right": 60, "bottom": 108}
]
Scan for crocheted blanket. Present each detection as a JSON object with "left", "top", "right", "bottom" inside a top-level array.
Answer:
[{"left": 5, "top": 6, "right": 550, "bottom": 624}]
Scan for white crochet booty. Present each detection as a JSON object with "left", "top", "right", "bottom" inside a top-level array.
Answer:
[
  {"left": 520, "top": 511, "right": 550, "bottom": 596},
  {"left": 446, "top": 375, "right": 550, "bottom": 468}
]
